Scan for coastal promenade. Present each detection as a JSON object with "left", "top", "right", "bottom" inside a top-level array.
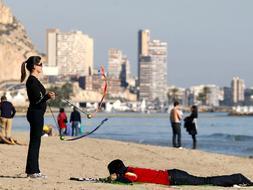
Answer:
[{"left": 0, "top": 132, "right": 252, "bottom": 190}]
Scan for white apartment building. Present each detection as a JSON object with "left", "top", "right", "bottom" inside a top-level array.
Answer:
[
  {"left": 138, "top": 29, "right": 168, "bottom": 103},
  {"left": 47, "top": 29, "right": 93, "bottom": 76},
  {"left": 108, "top": 48, "right": 131, "bottom": 87},
  {"left": 231, "top": 77, "right": 245, "bottom": 104}
]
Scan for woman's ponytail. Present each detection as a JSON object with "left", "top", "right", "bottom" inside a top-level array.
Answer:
[{"left": 20, "top": 62, "right": 27, "bottom": 83}]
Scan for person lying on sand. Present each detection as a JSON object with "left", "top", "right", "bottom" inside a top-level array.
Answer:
[
  {"left": 0, "top": 133, "right": 26, "bottom": 145},
  {"left": 107, "top": 159, "right": 253, "bottom": 187}
]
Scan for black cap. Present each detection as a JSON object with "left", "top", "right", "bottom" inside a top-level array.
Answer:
[{"left": 107, "top": 159, "right": 127, "bottom": 175}]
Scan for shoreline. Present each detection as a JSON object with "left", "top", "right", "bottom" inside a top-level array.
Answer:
[
  {"left": 1, "top": 132, "right": 253, "bottom": 190},
  {"left": 11, "top": 131, "right": 253, "bottom": 159},
  {"left": 12, "top": 127, "right": 253, "bottom": 158}
]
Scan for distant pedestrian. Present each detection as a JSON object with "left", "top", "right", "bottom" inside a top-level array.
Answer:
[
  {"left": 57, "top": 108, "right": 67, "bottom": 136},
  {"left": 170, "top": 101, "right": 182, "bottom": 148},
  {"left": 184, "top": 105, "right": 198, "bottom": 149},
  {"left": 70, "top": 107, "right": 81, "bottom": 136},
  {"left": 0, "top": 95, "right": 16, "bottom": 140}
]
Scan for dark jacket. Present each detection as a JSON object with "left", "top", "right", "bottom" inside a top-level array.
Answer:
[
  {"left": 184, "top": 113, "right": 197, "bottom": 135},
  {"left": 70, "top": 110, "right": 81, "bottom": 123},
  {"left": 0, "top": 101, "right": 16, "bottom": 118}
]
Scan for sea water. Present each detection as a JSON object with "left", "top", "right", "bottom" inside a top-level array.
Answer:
[{"left": 12, "top": 112, "right": 253, "bottom": 157}]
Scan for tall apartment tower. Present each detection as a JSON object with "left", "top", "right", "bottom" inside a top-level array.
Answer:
[
  {"left": 138, "top": 29, "right": 150, "bottom": 56},
  {"left": 138, "top": 30, "right": 168, "bottom": 102},
  {"left": 139, "top": 56, "right": 153, "bottom": 100},
  {"left": 148, "top": 40, "right": 167, "bottom": 102},
  {"left": 108, "top": 48, "right": 131, "bottom": 87},
  {"left": 138, "top": 30, "right": 150, "bottom": 86},
  {"left": 231, "top": 77, "right": 245, "bottom": 104},
  {"left": 122, "top": 56, "right": 131, "bottom": 85},
  {"left": 47, "top": 29, "right": 93, "bottom": 76},
  {"left": 108, "top": 48, "right": 123, "bottom": 79}
]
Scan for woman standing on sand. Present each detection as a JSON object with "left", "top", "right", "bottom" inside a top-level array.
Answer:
[
  {"left": 184, "top": 105, "right": 198, "bottom": 149},
  {"left": 21, "top": 56, "right": 55, "bottom": 178}
]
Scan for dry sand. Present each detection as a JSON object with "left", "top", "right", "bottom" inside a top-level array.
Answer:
[{"left": 0, "top": 132, "right": 253, "bottom": 190}]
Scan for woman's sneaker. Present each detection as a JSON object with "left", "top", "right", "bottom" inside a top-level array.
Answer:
[{"left": 27, "top": 173, "right": 47, "bottom": 179}]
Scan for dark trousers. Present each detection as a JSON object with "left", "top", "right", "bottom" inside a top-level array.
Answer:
[
  {"left": 192, "top": 134, "right": 196, "bottom": 149},
  {"left": 71, "top": 121, "right": 79, "bottom": 136},
  {"left": 59, "top": 128, "right": 66, "bottom": 136},
  {"left": 169, "top": 169, "right": 252, "bottom": 187},
  {"left": 171, "top": 122, "right": 181, "bottom": 147},
  {"left": 26, "top": 109, "right": 44, "bottom": 174}
]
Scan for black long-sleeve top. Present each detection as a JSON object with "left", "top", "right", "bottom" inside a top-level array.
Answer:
[
  {"left": 0, "top": 101, "right": 16, "bottom": 118},
  {"left": 70, "top": 110, "right": 81, "bottom": 123},
  {"left": 26, "top": 75, "right": 49, "bottom": 113}
]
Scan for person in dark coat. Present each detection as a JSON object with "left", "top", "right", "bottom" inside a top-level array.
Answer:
[
  {"left": 0, "top": 95, "right": 16, "bottom": 139},
  {"left": 70, "top": 107, "right": 81, "bottom": 136},
  {"left": 184, "top": 105, "right": 198, "bottom": 149}
]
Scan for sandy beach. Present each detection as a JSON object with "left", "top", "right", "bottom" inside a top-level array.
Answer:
[{"left": 0, "top": 132, "right": 253, "bottom": 190}]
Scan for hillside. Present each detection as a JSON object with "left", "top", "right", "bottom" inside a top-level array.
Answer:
[{"left": 0, "top": 2, "right": 39, "bottom": 82}]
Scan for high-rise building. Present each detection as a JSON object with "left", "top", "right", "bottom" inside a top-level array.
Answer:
[
  {"left": 138, "top": 30, "right": 168, "bottom": 102},
  {"left": 231, "top": 77, "right": 245, "bottom": 104},
  {"left": 138, "top": 30, "right": 150, "bottom": 86},
  {"left": 47, "top": 29, "right": 93, "bottom": 76},
  {"left": 148, "top": 40, "right": 167, "bottom": 102},
  {"left": 108, "top": 48, "right": 131, "bottom": 87},
  {"left": 108, "top": 48, "right": 123, "bottom": 79},
  {"left": 120, "top": 56, "right": 131, "bottom": 87},
  {"left": 221, "top": 87, "right": 232, "bottom": 106},
  {"left": 138, "top": 29, "right": 150, "bottom": 56},
  {"left": 139, "top": 56, "right": 153, "bottom": 100}
]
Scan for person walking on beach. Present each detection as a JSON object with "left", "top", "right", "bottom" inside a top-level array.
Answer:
[
  {"left": 184, "top": 105, "right": 198, "bottom": 149},
  {"left": 107, "top": 159, "right": 253, "bottom": 187},
  {"left": 70, "top": 107, "right": 81, "bottom": 136},
  {"left": 0, "top": 95, "right": 16, "bottom": 140},
  {"left": 21, "top": 56, "right": 55, "bottom": 178},
  {"left": 57, "top": 108, "right": 68, "bottom": 136},
  {"left": 170, "top": 101, "right": 182, "bottom": 148}
]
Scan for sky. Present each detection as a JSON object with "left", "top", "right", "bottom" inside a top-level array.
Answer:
[{"left": 5, "top": 0, "right": 253, "bottom": 88}]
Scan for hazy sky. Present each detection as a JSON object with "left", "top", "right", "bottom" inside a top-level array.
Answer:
[{"left": 6, "top": 0, "right": 253, "bottom": 88}]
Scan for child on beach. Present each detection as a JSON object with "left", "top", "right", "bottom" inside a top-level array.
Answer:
[
  {"left": 57, "top": 108, "right": 68, "bottom": 136},
  {"left": 107, "top": 159, "right": 253, "bottom": 187}
]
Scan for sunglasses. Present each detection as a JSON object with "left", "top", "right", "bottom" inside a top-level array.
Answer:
[{"left": 35, "top": 62, "right": 43, "bottom": 67}]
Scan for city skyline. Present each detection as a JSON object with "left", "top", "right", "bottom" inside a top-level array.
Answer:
[{"left": 6, "top": 0, "right": 253, "bottom": 87}]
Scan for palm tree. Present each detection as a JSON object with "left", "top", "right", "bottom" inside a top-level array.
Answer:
[
  {"left": 167, "top": 87, "right": 180, "bottom": 104},
  {"left": 197, "top": 86, "right": 210, "bottom": 105}
]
